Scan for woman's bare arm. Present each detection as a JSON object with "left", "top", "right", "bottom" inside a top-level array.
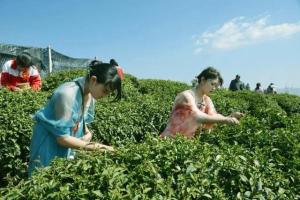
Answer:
[{"left": 57, "top": 136, "right": 114, "bottom": 151}]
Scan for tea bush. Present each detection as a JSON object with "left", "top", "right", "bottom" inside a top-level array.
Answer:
[
  {"left": 212, "top": 90, "right": 288, "bottom": 130},
  {"left": 0, "top": 71, "right": 188, "bottom": 187},
  {"left": 91, "top": 96, "right": 172, "bottom": 145},
  {"left": 42, "top": 69, "right": 86, "bottom": 92},
  {"left": 271, "top": 93, "right": 300, "bottom": 115},
  {"left": 2, "top": 135, "right": 299, "bottom": 199},
  {"left": 138, "top": 79, "right": 189, "bottom": 101},
  {"left": 0, "top": 89, "right": 48, "bottom": 187},
  {"left": 1, "top": 69, "right": 299, "bottom": 199}
]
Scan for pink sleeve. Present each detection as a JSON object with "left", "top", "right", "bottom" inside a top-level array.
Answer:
[{"left": 163, "top": 92, "right": 199, "bottom": 137}]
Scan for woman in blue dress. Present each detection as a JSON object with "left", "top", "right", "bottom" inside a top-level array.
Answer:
[{"left": 28, "top": 59, "right": 123, "bottom": 176}]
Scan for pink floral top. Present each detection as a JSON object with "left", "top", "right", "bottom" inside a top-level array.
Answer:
[{"left": 161, "top": 90, "right": 217, "bottom": 138}]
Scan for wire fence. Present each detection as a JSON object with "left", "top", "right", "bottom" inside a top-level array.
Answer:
[{"left": 0, "top": 43, "right": 92, "bottom": 75}]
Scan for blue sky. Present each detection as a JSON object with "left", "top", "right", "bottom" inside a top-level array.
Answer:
[{"left": 1, "top": 0, "right": 300, "bottom": 89}]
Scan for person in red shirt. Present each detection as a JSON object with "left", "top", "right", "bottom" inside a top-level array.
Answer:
[{"left": 1, "top": 52, "right": 42, "bottom": 91}]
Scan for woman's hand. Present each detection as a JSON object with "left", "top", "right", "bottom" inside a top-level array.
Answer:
[
  {"left": 230, "top": 112, "right": 245, "bottom": 120},
  {"left": 16, "top": 83, "right": 31, "bottom": 91},
  {"left": 13, "top": 86, "right": 23, "bottom": 92},
  {"left": 95, "top": 143, "right": 115, "bottom": 152},
  {"left": 85, "top": 142, "right": 115, "bottom": 152},
  {"left": 57, "top": 136, "right": 115, "bottom": 152},
  {"left": 81, "top": 129, "right": 93, "bottom": 142},
  {"left": 224, "top": 117, "right": 240, "bottom": 124}
]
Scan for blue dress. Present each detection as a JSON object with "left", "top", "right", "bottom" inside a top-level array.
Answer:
[{"left": 28, "top": 77, "right": 95, "bottom": 176}]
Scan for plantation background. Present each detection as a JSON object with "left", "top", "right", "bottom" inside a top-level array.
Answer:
[{"left": 0, "top": 69, "right": 299, "bottom": 199}]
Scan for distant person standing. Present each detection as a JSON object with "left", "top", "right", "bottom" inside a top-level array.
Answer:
[
  {"left": 266, "top": 83, "right": 277, "bottom": 94},
  {"left": 1, "top": 52, "right": 42, "bottom": 91},
  {"left": 229, "top": 75, "right": 244, "bottom": 91},
  {"left": 254, "top": 83, "right": 263, "bottom": 93},
  {"left": 245, "top": 83, "right": 250, "bottom": 90}
]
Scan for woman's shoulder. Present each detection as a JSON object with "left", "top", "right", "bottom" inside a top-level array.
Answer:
[
  {"left": 56, "top": 82, "right": 76, "bottom": 93},
  {"left": 57, "top": 77, "right": 84, "bottom": 91},
  {"left": 53, "top": 81, "right": 80, "bottom": 101},
  {"left": 175, "top": 90, "right": 194, "bottom": 104},
  {"left": 203, "top": 94, "right": 212, "bottom": 100},
  {"left": 203, "top": 94, "right": 213, "bottom": 104},
  {"left": 2, "top": 60, "right": 14, "bottom": 71},
  {"left": 178, "top": 89, "right": 194, "bottom": 97},
  {"left": 28, "top": 66, "right": 40, "bottom": 76}
]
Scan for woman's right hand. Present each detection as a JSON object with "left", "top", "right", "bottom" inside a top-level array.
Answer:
[
  {"left": 13, "top": 86, "right": 23, "bottom": 92},
  {"left": 94, "top": 143, "right": 115, "bottom": 152},
  {"left": 224, "top": 117, "right": 239, "bottom": 124},
  {"left": 84, "top": 142, "right": 115, "bottom": 152},
  {"left": 230, "top": 112, "right": 245, "bottom": 120}
]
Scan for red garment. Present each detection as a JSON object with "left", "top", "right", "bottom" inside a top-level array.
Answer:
[
  {"left": 161, "top": 90, "right": 217, "bottom": 138},
  {"left": 1, "top": 59, "right": 41, "bottom": 91}
]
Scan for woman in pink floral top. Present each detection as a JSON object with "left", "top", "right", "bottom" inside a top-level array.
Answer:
[{"left": 161, "top": 67, "right": 244, "bottom": 138}]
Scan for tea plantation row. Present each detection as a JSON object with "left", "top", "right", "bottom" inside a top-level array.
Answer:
[{"left": 0, "top": 69, "right": 299, "bottom": 199}]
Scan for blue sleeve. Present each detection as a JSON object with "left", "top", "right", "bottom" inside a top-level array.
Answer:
[{"left": 34, "top": 83, "right": 80, "bottom": 137}]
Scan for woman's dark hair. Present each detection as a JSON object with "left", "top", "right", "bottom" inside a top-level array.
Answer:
[
  {"left": 16, "top": 52, "right": 46, "bottom": 71},
  {"left": 109, "top": 59, "right": 118, "bottom": 66},
  {"left": 88, "top": 59, "right": 102, "bottom": 67},
  {"left": 87, "top": 59, "right": 122, "bottom": 100},
  {"left": 16, "top": 52, "right": 32, "bottom": 68},
  {"left": 196, "top": 66, "right": 223, "bottom": 86}
]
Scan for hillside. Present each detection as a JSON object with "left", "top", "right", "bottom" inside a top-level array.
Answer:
[{"left": 0, "top": 69, "right": 299, "bottom": 199}]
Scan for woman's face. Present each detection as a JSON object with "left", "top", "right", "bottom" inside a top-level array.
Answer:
[
  {"left": 89, "top": 76, "right": 112, "bottom": 99},
  {"left": 17, "top": 64, "right": 26, "bottom": 71},
  {"left": 200, "top": 78, "right": 220, "bottom": 94}
]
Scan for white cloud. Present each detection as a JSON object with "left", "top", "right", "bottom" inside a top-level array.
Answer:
[
  {"left": 194, "top": 47, "right": 203, "bottom": 54},
  {"left": 194, "top": 16, "right": 300, "bottom": 53}
]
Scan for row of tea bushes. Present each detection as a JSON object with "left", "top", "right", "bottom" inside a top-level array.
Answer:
[
  {"left": 0, "top": 71, "right": 188, "bottom": 187},
  {"left": 1, "top": 69, "right": 299, "bottom": 199},
  {"left": 0, "top": 90, "right": 48, "bottom": 187},
  {"left": 2, "top": 133, "right": 299, "bottom": 199}
]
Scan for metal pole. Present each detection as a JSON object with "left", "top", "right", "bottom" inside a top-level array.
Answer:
[{"left": 48, "top": 45, "right": 53, "bottom": 73}]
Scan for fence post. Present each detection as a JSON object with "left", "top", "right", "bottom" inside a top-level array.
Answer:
[{"left": 48, "top": 45, "right": 53, "bottom": 73}]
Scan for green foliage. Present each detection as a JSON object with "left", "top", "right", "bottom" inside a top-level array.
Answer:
[
  {"left": 1, "top": 69, "right": 300, "bottom": 199},
  {"left": 212, "top": 90, "right": 288, "bottom": 129},
  {"left": 0, "top": 89, "right": 48, "bottom": 187},
  {"left": 2, "top": 135, "right": 299, "bottom": 199},
  {"left": 119, "top": 74, "right": 141, "bottom": 100},
  {"left": 91, "top": 95, "right": 172, "bottom": 145},
  {"left": 42, "top": 69, "right": 86, "bottom": 92},
  {"left": 271, "top": 93, "right": 300, "bottom": 115},
  {"left": 138, "top": 79, "right": 190, "bottom": 101}
]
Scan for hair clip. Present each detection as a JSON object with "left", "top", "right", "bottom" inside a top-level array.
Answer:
[{"left": 116, "top": 66, "right": 124, "bottom": 80}]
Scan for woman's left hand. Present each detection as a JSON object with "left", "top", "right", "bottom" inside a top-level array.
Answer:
[
  {"left": 81, "top": 129, "right": 93, "bottom": 142},
  {"left": 230, "top": 112, "right": 245, "bottom": 120}
]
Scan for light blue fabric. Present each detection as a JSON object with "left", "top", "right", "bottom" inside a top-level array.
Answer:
[{"left": 28, "top": 77, "right": 95, "bottom": 176}]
